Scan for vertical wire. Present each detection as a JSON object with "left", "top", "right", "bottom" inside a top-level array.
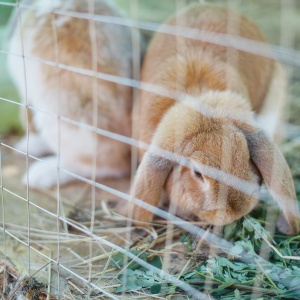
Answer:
[
  {"left": 202, "top": 0, "right": 224, "bottom": 288},
  {"left": 0, "top": 144, "right": 6, "bottom": 278},
  {"left": 121, "top": 0, "right": 142, "bottom": 295},
  {"left": 128, "top": 0, "right": 141, "bottom": 216},
  {"left": 161, "top": 0, "right": 176, "bottom": 275},
  {"left": 88, "top": 0, "right": 98, "bottom": 285},
  {"left": 203, "top": 0, "right": 241, "bottom": 293},
  {"left": 251, "top": 1, "right": 288, "bottom": 297},
  {"left": 16, "top": 0, "right": 31, "bottom": 274},
  {"left": 52, "top": 10, "right": 62, "bottom": 299},
  {"left": 0, "top": 0, "right": 9, "bottom": 262},
  {"left": 253, "top": 1, "right": 297, "bottom": 296},
  {"left": 162, "top": 0, "right": 187, "bottom": 275},
  {"left": 280, "top": 0, "right": 296, "bottom": 123}
]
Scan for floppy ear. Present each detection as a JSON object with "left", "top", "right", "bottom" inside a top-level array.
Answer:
[
  {"left": 131, "top": 151, "right": 173, "bottom": 223},
  {"left": 130, "top": 103, "right": 186, "bottom": 224},
  {"left": 245, "top": 129, "right": 299, "bottom": 235}
]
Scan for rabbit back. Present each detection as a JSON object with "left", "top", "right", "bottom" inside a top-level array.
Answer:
[
  {"left": 137, "top": 5, "right": 274, "bottom": 153},
  {"left": 8, "top": 0, "right": 133, "bottom": 187}
]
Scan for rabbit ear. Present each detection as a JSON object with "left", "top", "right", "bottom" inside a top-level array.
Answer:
[
  {"left": 131, "top": 150, "right": 173, "bottom": 223},
  {"left": 245, "top": 129, "right": 299, "bottom": 235}
]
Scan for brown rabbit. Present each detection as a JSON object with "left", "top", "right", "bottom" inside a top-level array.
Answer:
[
  {"left": 129, "top": 5, "right": 299, "bottom": 235},
  {"left": 7, "top": 0, "right": 133, "bottom": 188}
]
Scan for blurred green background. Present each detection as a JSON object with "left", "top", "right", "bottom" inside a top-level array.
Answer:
[
  {"left": 0, "top": 0, "right": 21, "bottom": 135},
  {"left": 0, "top": 0, "right": 300, "bottom": 135}
]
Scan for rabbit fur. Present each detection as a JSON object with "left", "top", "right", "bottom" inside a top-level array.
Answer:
[
  {"left": 7, "top": 0, "right": 133, "bottom": 188},
  {"left": 129, "top": 5, "right": 299, "bottom": 235}
]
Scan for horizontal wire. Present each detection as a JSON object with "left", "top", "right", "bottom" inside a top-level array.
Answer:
[
  {"left": 3, "top": 1, "right": 300, "bottom": 67},
  {"left": 2, "top": 174, "right": 300, "bottom": 293},
  {"left": 2, "top": 48, "right": 300, "bottom": 143},
  {"left": 1, "top": 137, "right": 209, "bottom": 296},
  {"left": 3, "top": 147, "right": 298, "bottom": 262},
  {"left": 1, "top": 94, "right": 300, "bottom": 141},
  {"left": 1, "top": 227, "right": 29, "bottom": 247},
  {"left": 1, "top": 5, "right": 300, "bottom": 144},
  {"left": 0, "top": 96, "right": 22, "bottom": 106},
  {"left": 0, "top": 148, "right": 233, "bottom": 252},
  {"left": 0, "top": 135, "right": 264, "bottom": 210},
  {"left": 0, "top": 98, "right": 276, "bottom": 228},
  {"left": 0, "top": 1, "right": 16, "bottom": 7},
  {"left": 1, "top": 69, "right": 299, "bottom": 266},
  {"left": 1, "top": 32, "right": 300, "bottom": 102},
  {"left": 2, "top": 187, "right": 58, "bottom": 218},
  {"left": 0, "top": 192, "right": 209, "bottom": 299},
  {"left": 2, "top": 125, "right": 299, "bottom": 293},
  {"left": 0, "top": 227, "right": 120, "bottom": 300},
  {"left": 1, "top": 107, "right": 299, "bottom": 236},
  {"left": 3, "top": 134, "right": 300, "bottom": 268},
  {"left": 1, "top": 142, "right": 46, "bottom": 163},
  {"left": 2, "top": 154, "right": 300, "bottom": 296},
  {"left": 0, "top": 93, "right": 298, "bottom": 217}
]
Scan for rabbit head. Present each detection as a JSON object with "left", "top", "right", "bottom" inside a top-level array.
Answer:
[{"left": 132, "top": 91, "right": 299, "bottom": 235}]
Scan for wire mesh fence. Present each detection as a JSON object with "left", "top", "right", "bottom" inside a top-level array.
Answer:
[{"left": 0, "top": 0, "right": 300, "bottom": 299}]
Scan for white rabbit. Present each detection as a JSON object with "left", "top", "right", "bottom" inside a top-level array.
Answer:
[
  {"left": 128, "top": 5, "right": 299, "bottom": 235},
  {"left": 7, "top": 0, "right": 133, "bottom": 188}
]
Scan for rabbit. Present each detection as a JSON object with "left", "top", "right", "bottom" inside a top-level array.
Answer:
[
  {"left": 127, "top": 4, "right": 299, "bottom": 235},
  {"left": 7, "top": 0, "right": 133, "bottom": 188}
]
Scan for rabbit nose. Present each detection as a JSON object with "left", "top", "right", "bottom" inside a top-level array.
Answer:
[{"left": 202, "top": 184, "right": 229, "bottom": 211}]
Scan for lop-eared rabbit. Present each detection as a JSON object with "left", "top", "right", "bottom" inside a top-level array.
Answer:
[
  {"left": 129, "top": 5, "right": 299, "bottom": 235},
  {"left": 8, "top": 0, "right": 133, "bottom": 188}
]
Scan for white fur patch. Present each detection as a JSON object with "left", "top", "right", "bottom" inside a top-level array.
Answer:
[
  {"left": 256, "top": 62, "right": 287, "bottom": 141},
  {"left": 15, "top": 134, "right": 53, "bottom": 157},
  {"left": 256, "top": 113, "right": 278, "bottom": 139},
  {"left": 54, "top": 15, "right": 72, "bottom": 27},
  {"left": 180, "top": 90, "right": 255, "bottom": 125},
  {"left": 23, "top": 156, "right": 75, "bottom": 188}
]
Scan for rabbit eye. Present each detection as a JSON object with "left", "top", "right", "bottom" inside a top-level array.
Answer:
[{"left": 193, "top": 169, "right": 203, "bottom": 179}]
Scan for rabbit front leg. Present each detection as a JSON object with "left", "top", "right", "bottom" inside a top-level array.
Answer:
[
  {"left": 22, "top": 156, "right": 73, "bottom": 188},
  {"left": 15, "top": 133, "right": 53, "bottom": 158},
  {"left": 131, "top": 152, "right": 173, "bottom": 224},
  {"left": 256, "top": 62, "right": 287, "bottom": 143}
]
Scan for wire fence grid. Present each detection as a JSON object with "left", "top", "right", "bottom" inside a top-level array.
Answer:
[{"left": 0, "top": 0, "right": 300, "bottom": 299}]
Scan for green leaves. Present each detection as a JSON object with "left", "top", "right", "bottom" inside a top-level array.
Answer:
[
  {"left": 114, "top": 269, "right": 162, "bottom": 293},
  {"left": 179, "top": 216, "right": 300, "bottom": 299},
  {"left": 150, "top": 283, "right": 162, "bottom": 294},
  {"left": 111, "top": 249, "right": 149, "bottom": 270},
  {"left": 110, "top": 249, "right": 164, "bottom": 294},
  {"left": 109, "top": 214, "right": 300, "bottom": 298}
]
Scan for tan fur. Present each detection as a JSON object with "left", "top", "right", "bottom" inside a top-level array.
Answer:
[
  {"left": 130, "top": 5, "right": 299, "bottom": 235},
  {"left": 138, "top": 6, "right": 273, "bottom": 152},
  {"left": 22, "top": 1, "right": 132, "bottom": 136},
  {"left": 8, "top": 0, "right": 133, "bottom": 186}
]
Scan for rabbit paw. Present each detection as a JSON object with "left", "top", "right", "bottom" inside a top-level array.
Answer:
[
  {"left": 276, "top": 213, "right": 295, "bottom": 236},
  {"left": 23, "top": 156, "right": 73, "bottom": 189},
  {"left": 15, "top": 134, "right": 52, "bottom": 157}
]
